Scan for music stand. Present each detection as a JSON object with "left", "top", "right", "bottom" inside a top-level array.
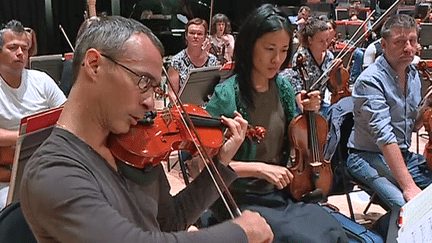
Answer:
[
  {"left": 335, "top": 21, "right": 366, "bottom": 40},
  {"left": 6, "top": 107, "right": 63, "bottom": 205},
  {"left": 307, "top": 3, "right": 333, "bottom": 18},
  {"left": 178, "top": 66, "right": 221, "bottom": 107}
]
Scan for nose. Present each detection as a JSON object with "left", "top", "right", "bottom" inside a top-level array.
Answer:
[
  {"left": 403, "top": 40, "right": 416, "bottom": 52},
  {"left": 141, "top": 87, "right": 155, "bottom": 111},
  {"left": 272, "top": 51, "right": 283, "bottom": 64},
  {"left": 16, "top": 46, "right": 24, "bottom": 56}
]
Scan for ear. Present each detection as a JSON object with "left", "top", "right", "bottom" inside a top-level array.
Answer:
[
  {"left": 308, "top": 36, "right": 313, "bottom": 46},
  {"left": 82, "top": 48, "right": 102, "bottom": 80},
  {"left": 381, "top": 38, "right": 386, "bottom": 52}
]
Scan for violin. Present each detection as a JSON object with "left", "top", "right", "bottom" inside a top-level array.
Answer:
[
  {"left": 418, "top": 60, "right": 432, "bottom": 170},
  {"left": 0, "top": 146, "right": 14, "bottom": 182},
  {"left": 328, "top": 61, "right": 352, "bottom": 104},
  {"left": 422, "top": 108, "right": 432, "bottom": 170},
  {"left": 287, "top": 54, "right": 333, "bottom": 202},
  {"left": 208, "top": 36, "right": 228, "bottom": 66},
  {"left": 417, "top": 60, "right": 432, "bottom": 82},
  {"left": 108, "top": 104, "right": 265, "bottom": 169}
]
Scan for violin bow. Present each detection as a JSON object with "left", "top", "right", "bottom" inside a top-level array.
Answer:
[
  {"left": 162, "top": 67, "right": 242, "bottom": 219},
  {"left": 310, "top": 0, "right": 405, "bottom": 91},
  {"left": 332, "top": 9, "right": 376, "bottom": 62},
  {"left": 59, "top": 25, "right": 75, "bottom": 52}
]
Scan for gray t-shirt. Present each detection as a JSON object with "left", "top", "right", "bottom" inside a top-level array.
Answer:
[
  {"left": 248, "top": 81, "right": 286, "bottom": 165},
  {"left": 21, "top": 128, "right": 245, "bottom": 243}
]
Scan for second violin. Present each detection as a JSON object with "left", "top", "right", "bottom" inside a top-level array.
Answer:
[{"left": 287, "top": 54, "right": 333, "bottom": 202}]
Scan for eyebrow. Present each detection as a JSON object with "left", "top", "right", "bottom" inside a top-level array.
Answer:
[
  {"left": 7, "top": 42, "right": 29, "bottom": 48},
  {"left": 141, "top": 71, "right": 158, "bottom": 83}
]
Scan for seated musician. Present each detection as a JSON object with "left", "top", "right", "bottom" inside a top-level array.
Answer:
[
  {"left": 23, "top": 27, "right": 37, "bottom": 68},
  {"left": 168, "top": 18, "right": 219, "bottom": 94},
  {"left": 0, "top": 20, "right": 66, "bottom": 210},
  {"left": 205, "top": 4, "right": 349, "bottom": 243},
  {"left": 280, "top": 17, "right": 335, "bottom": 118},
  {"left": 289, "top": 5, "right": 310, "bottom": 31},
  {"left": 346, "top": 14, "right": 432, "bottom": 210},
  {"left": 20, "top": 15, "right": 274, "bottom": 243},
  {"left": 209, "top": 13, "right": 235, "bottom": 65},
  {"left": 347, "top": 0, "right": 362, "bottom": 22},
  {"left": 319, "top": 16, "right": 339, "bottom": 52}
]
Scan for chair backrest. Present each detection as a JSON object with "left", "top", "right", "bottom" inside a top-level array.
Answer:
[
  {"left": 420, "top": 23, "right": 432, "bottom": 47},
  {"left": 335, "top": 21, "right": 367, "bottom": 40},
  {"left": 59, "top": 58, "right": 74, "bottom": 97},
  {"left": 324, "top": 96, "right": 354, "bottom": 194},
  {"left": 307, "top": 3, "right": 333, "bottom": 18},
  {"left": 324, "top": 96, "right": 354, "bottom": 163},
  {"left": 0, "top": 201, "right": 37, "bottom": 243},
  {"left": 29, "top": 54, "right": 64, "bottom": 85}
]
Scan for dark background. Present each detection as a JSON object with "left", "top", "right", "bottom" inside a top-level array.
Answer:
[{"left": 0, "top": 0, "right": 303, "bottom": 56}]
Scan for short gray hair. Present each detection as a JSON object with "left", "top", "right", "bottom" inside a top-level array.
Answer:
[
  {"left": 381, "top": 14, "right": 419, "bottom": 40},
  {"left": 73, "top": 15, "right": 164, "bottom": 77},
  {"left": 0, "top": 20, "right": 26, "bottom": 51}
]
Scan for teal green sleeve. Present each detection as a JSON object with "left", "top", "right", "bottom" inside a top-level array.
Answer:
[
  {"left": 275, "top": 76, "right": 296, "bottom": 125},
  {"left": 206, "top": 79, "right": 238, "bottom": 119},
  {"left": 205, "top": 77, "right": 257, "bottom": 161}
]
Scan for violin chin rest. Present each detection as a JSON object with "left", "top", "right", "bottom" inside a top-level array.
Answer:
[{"left": 301, "top": 188, "right": 324, "bottom": 203}]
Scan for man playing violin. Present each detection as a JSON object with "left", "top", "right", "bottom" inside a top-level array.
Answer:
[
  {"left": 0, "top": 20, "right": 66, "bottom": 210},
  {"left": 20, "top": 16, "right": 273, "bottom": 243},
  {"left": 347, "top": 14, "right": 432, "bottom": 210}
]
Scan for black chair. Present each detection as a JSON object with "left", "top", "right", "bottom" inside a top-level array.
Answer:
[
  {"left": 325, "top": 97, "right": 387, "bottom": 220},
  {"left": 325, "top": 96, "right": 356, "bottom": 220},
  {"left": 420, "top": 23, "right": 432, "bottom": 60},
  {"left": 0, "top": 201, "right": 36, "bottom": 243},
  {"left": 59, "top": 58, "right": 74, "bottom": 97}
]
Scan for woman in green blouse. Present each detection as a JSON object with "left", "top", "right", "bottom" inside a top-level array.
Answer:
[{"left": 205, "top": 4, "right": 348, "bottom": 243}]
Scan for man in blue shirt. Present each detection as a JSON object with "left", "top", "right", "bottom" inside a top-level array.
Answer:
[{"left": 347, "top": 14, "right": 432, "bottom": 208}]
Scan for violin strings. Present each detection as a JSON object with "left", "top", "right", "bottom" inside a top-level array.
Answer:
[{"left": 307, "top": 112, "right": 319, "bottom": 163}]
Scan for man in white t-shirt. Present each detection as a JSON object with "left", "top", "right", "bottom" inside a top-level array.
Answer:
[{"left": 0, "top": 20, "right": 66, "bottom": 209}]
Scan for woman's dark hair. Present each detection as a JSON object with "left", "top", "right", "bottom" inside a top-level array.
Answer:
[
  {"left": 298, "top": 16, "right": 329, "bottom": 48},
  {"left": 234, "top": 4, "right": 293, "bottom": 109}
]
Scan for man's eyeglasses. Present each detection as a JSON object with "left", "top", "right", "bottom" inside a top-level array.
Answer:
[{"left": 101, "top": 54, "right": 157, "bottom": 92}]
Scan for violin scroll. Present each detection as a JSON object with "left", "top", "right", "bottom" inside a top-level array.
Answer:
[{"left": 417, "top": 60, "right": 432, "bottom": 82}]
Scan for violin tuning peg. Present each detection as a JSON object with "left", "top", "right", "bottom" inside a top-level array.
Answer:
[
  {"left": 149, "top": 111, "right": 157, "bottom": 119},
  {"left": 138, "top": 111, "right": 158, "bottom": 125}
]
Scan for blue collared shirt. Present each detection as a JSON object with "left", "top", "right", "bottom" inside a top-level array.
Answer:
[{"left": 347, "top": 55, "right": 421, "bottom": 152}]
